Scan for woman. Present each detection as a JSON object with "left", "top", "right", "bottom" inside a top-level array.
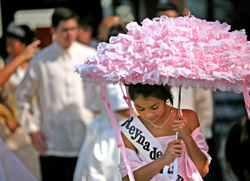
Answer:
[
  {"left": 0, "top": 22, "right": 41, "bottom": 180},
  {"left": 5, "top": 22, "right": 35, "bottom": 91},
  {"left": 0, "top": 40, "right": 40, "bottom": 86},
  {"left": 119, "top": 84, "right": 211, "bottom": 181}
]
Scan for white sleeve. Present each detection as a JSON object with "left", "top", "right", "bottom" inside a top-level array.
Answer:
[
  {"left": 194, "top": 88, "right": 214, "bottom": 139},
  {"left": 105, "top": 84, "right": 129, "bottom": 111},
  {"left": 14, "top": 60, "right": 40, "bottom": 134},
  {"left": 84, "top": 82, "right": 101, "bottom": 112}
]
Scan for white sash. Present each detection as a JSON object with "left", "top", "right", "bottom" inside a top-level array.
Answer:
[{"left": 120, "top": 115, "right": 180, "bottom": 180}]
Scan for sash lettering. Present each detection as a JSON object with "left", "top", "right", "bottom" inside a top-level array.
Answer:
[
  {"left": 121, "top": 116, "right": 162, "bottom": 158},
  {"left": 150, "top": 147, "right": 163, "bottom": 160},
  {"left": 121, "top": 115, "right": 184, "bottom": 180}
]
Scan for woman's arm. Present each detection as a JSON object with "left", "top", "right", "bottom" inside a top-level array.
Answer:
[
  {"left": 173, "top": 110, "right": 210, "bottom": 177},
  {"left": 0, "top": 40, "right": 40, "bottom": 86},
  {"left": 121, "top": 132, "right": 182, "bottom": 181}
]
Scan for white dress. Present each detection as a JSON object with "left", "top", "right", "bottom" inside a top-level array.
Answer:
[
  {"left": 74, "top": 83, "right": 129, "bottom": 181},
  {"left": 0, "top": 138, "right": 37, "bottom": 181}
]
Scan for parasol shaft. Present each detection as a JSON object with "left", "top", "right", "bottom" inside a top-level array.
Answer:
[
  {"left": 174, "top": 86, "right": 182, "bottom": 180},
  {"left": 176, "top": 85, "right": 182, "bottom": 139},
  {"left": 177, "top": 86, "right": 182, "bottom": 114}
]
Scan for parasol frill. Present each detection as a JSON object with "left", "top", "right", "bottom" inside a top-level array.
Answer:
[
  {"left": 74, "top": 15, "right": 250, "bottom": 180},
  {"left": 74, "top": 15, "right": 250, "bottom": 93}
]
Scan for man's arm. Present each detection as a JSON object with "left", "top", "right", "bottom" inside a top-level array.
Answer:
[{"left": 14, "top": 48, "right": 48, "bottom": 155}]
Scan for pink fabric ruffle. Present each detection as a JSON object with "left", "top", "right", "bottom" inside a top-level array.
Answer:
[
  {"left": 74, "top": 15, "right": 250, "bottom": 93},
  {"left": 181, "top": 127, "right": 212, "bottom": 181},
  {"left": 118, "top": 127, "right": 211, "bottom": 181}
]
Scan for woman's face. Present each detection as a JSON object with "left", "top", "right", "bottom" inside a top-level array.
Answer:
[
  {"left": 6, "top": 36, "right": 25, "bottom": 59},
  {"left": 133, "top": 95, "right": 166, "bottom": 124}
]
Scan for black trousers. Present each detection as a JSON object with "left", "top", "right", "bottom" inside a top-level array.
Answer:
[{"left": 39, "top": 156, "right": 78, "bottom": 181}]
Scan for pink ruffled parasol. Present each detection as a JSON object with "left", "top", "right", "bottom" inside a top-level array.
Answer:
[
  {"left": 75, "top": 15, "right": 250, "bottom": 92},
  {"left": 74, "top": 15, "right": 250, "bottom": 180}
]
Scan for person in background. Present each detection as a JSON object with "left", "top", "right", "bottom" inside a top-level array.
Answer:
[
  {"left": 0, "top": 40, "right": 40, "bottom": 86},
  {"left": 5, "top": 22, "right": 35, "bottom": 86},
  {"left": 97, "top": 16, "right": 124, "bottom": 43},
  {"left": 153, "top": 2, "right": 180, "bottom": 18},
  {"left": 77, "top": 17, "right": 99, "bottom": 49},
  {"left": 0, "top": 22, "right": 41, "bottom": 180},
  {"left": 14, "top": 7, "right": 96, "bottom": 181},
  {"left": 4, "top": 23, "right": 41, "bottom": 124},
  {"left": 73, "top": 21, "right": 131, "bottom": 181},
  {"left": 77, "top": 16, "right": 123, "bottom": 50},
  {"left": 1, "top": 55, "right": 38, "bottom": 181},
  {"left": 153, "top": 1, "right": 189, "bottom": 18},
  {"left": 225, "top": 116, "right": 250, "bottom": 181}
]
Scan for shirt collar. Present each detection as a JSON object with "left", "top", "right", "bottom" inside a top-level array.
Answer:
[{"left": 54, "top": 41, "right": 77, "bottom": 58}]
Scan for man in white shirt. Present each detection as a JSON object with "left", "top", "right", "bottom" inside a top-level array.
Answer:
[{"left": 15, "top": 7, "right": 96, "bottom": 181}]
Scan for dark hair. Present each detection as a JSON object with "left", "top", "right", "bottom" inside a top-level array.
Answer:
[
  {"left": 225, "top": 116, "right": 250, "bottom": 181},
  {"left": 128, "top": 84, "right": 173, "bottom": 105},
  {"left": 154, "top": 2, "right": 180, "bottom": 17},
  {"left": 6, "top": 23, "right": 34, "bottom": 45},
  {"left": 78, "top": 17, "right": 94, "bottom": 31},
  {"left": 106, "top": 24, "right": 128, "bottom": 43},
  {"left": 52, "top": 7, "right": 79, "bottom": 28}
]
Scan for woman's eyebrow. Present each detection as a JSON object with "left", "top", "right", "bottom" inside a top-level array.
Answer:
[
  {"left": 135, "top": 105, "right": 144, "bottom": 109},
  {"left": 135, "top": 102, "right": 160, "bottom": 109},
  {"left": 151, "top": 102, "right": 160, "bottom": 107}
]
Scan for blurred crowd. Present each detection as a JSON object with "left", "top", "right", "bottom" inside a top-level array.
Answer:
[{"left": 0, "top": 1, "right": 249, "bottom": 181}]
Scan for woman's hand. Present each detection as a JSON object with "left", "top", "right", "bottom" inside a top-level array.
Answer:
[
  {"left": 172, "top": 114, "right": 191, "bottom": 141},
  {"left": 163, "top": 139, "right": 182, "bottom": 165},
  {"left": 19, "top": 40, "right": 41, "bottom": 63},
  {"left": 5, "top": 116, "right": 19, "bottom": 132},
  {"left": 172, "top": 112, "right": 209, "bottom": 177},
  {"left": 0, "top": 40, "right": 40, "bottom": 86}
]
